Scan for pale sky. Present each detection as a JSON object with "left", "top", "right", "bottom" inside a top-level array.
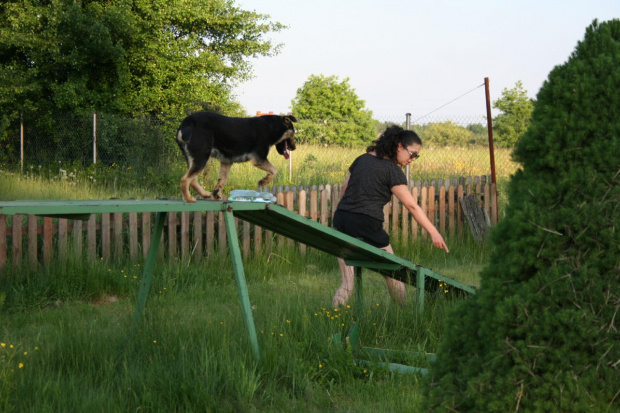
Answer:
[{"left": 233, "top": 0, "right": 618, "bottom": 121}]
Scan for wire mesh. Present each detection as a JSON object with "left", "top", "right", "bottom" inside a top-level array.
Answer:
[{"left": 5, "top": 112, "right": 517, "bottom": 181}]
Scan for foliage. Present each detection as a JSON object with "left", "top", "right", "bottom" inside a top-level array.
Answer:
[
  {"left": 492, "top": 80, "right": 534, "bottom": 147},
  {"left": 0, "top": 0, "right": 285, "bottom": 161},
  {"left": 425, "top": 19, "right": 620, "bottom": 411},
  {"left": 413, "top": 121, "right": 489, "bottom": 147},
  {"left": 290, "top": 75, "right": 376, "bottom": 146}
]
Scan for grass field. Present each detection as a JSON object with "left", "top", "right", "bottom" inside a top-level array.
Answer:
[
  {"left": 0, "top": 146, "right": 505, "bottom": 411},
  {"left": 0, "top": 145, "right": 517, "bottom": 201},
  {"left": 1, "top": 237, "right": 490, "bottom": 412}
]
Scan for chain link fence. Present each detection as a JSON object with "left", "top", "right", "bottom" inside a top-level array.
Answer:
[{"left": 1, "top": 112, "right": 517, "bottom": 180}]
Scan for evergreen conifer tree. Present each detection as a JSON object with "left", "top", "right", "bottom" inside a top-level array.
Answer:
[{"left": 424, "top": 19, "right": 620, "bottom": 411}]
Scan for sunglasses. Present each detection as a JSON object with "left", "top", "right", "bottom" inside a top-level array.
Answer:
[{"left": 404, "top": 147, "right": 420, "bottom": 160}]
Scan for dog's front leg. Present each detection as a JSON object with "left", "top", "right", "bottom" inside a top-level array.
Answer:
[
  {"left": 213, "top": 163, "right": 232, "bottom": 200},
  {"left": 252, "top": 159, "right": 277, "bottom": 187}
]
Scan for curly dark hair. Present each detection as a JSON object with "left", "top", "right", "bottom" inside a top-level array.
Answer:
[{"left": 366, "top": 125, "right": 422, "bottom": 160}]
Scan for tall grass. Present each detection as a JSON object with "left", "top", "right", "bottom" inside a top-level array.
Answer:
[
  {"left": 0, "top": 145, "right": 517, "bottom": 201},
  {"left": 1, "top": 236, "right": 490, "bottom": 412}
]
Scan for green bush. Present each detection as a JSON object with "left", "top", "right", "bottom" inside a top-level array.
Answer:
[{"left": 424, "top": 19, "right": 620, "bottom": 411}]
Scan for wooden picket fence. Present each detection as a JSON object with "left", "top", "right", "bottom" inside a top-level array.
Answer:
[{"left": 0, "top": 176, "right": 497, "bottom": 270}]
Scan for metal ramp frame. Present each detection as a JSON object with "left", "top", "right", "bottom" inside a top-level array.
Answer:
[{"left": 0, "top": 199, "right": 476, "bottom": 368}]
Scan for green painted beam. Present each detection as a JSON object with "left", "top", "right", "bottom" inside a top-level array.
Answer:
[{"left": 0, "top": 199, "right": 266, "bottom": 218}]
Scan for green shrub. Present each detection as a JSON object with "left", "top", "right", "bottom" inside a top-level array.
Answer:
[{"left": 424, "top": 19, "right": 620, "bottom": 411}]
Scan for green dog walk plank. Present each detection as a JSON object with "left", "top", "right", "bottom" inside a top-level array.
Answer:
[
  {"left": 0, "top": 200, "right": 475, "bottom": 295},
  {"left": 0, "top": 199, "right": 265, "bottom": 217},
  {"left": 230, "top": 203, "right": 476, "bottom": 295}
]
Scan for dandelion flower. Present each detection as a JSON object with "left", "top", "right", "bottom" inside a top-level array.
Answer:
[
  {"left": 319, "top": 364, "right": 323, "bottom": 369},
  {"left": 1, "top": 343, "right": 5, "bottom": 347},
  {"left": 19, "top": 363, "right": 24, "bottom": 369}
]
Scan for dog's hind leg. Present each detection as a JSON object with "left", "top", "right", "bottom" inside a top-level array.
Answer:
[
  {"left": 181, "top": 156, "right": 210, "bottom": 203},
  {"left": 252, "top": 159, "right": 278, "bottom": 187},
  {"left": 212, "top": 163, "right": 232, "bottom": 200}
]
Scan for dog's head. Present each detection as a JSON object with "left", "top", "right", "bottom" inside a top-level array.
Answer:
[{"left": 276, "top": 115, "right": 297, "bottom": 160}]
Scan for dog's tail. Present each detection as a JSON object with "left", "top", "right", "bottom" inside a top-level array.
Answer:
[{"left": 176, "top": 121, "right": 193, "bottom": 144}]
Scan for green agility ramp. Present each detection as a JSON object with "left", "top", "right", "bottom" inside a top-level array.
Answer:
[{"left": 0, "top": 199, "right": 476, "bottom": 368}]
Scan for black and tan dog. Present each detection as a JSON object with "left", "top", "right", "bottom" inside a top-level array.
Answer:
[{"left": 175, "top": 111, "right": 297, "bottom": 202}]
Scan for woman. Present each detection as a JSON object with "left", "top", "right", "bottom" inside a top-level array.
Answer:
[{"left": 332, "top": 125, "right": 449, "bottom": 307}]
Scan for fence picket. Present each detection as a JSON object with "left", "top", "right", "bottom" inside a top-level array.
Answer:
[
  {"left": 168, "top": 212, "right": 177, "bottom": 258},
  {"left": 457, "top": 185, "right": 464, "bottom": 236},
  {"left": 12, "top": 214, "right": 22, "bottom": 267},
  {"left": 181, "top": 211, "right": 190, "bottom": 260},
  {"left": 427, "top": 186, "right": 436, "bottom": 228},
  {"left": 0, "top": 215, "right": 6, "bottom": 270},
  {"left": 73, "top": 219, "right": 83, "bottom": 257},
  {"left": 59, "top": 218, "right": 68, "bottom": 261},
  {"left": 28, "top": 215, "right": 37, "bottom": 267},
  {"left": 491, "top": 183, "right": 498, "bottom": 225},
  {"left": 88, "top": 214, "right": 96, "bottom": 262},
  {"left": 43, "top": 217, "right": 52, "bottom": 265},
  {"left": 285, "top": 191, "right": 294, "bottom": 247},
  {"left": 102, "top": 213, "right": 110, "bottom": 260},
  {"left": 298, "top": 190, "right": 307, "bottom": 255},
  {"left": 193, "top": 211, "right": 202, "bottom": 262},
  {"left": 205, "top": 211, "right": 214, "bottom": 257},
  {"left": 114, "top": 212, "right": 123, "bottom": 258},
  {"left": 439, "top": 185, "right": 446, "bottom": 234},
  {"left": 320, "top": 190, "right": 329, "bottom": 226},
  {"left": 448, "top": 185, "right": 455, "bottom": 235},
  {"left": 218, "top": 212, "right": 227, "bottom": 254},
  {"left": 411, "top": 187, "right": 418, "bottom": 240},
  {"left": 142, "top": 212, "right": 151, "bottom": 259},
  {"left": 129, "top": 212, "right": 138, "bottom": 261}
]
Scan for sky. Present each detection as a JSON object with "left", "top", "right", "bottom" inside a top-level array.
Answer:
[{"left": 233, "top": 0, "right": 618, "bottom": 122}]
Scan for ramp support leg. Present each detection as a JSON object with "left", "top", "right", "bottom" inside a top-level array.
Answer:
[
  {"left": 223, "top": 210, "right": 261, "bottom": 365},
  {"left": 416, "top": 267, "right": 426, "bottom": 313},
  {"left": 133, "top": 211, "right": 167, "bottom": 325},
  {"left": 354, "top": 266, "right": 363, "bottom": 321}
]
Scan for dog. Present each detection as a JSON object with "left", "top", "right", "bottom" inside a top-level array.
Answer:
[{"left": 175, "top": 111, "right": 297, "bottom": 202}]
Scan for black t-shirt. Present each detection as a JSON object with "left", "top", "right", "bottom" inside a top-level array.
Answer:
[{"left": 336, "top": 153, "right": 407, "bottom": 221}]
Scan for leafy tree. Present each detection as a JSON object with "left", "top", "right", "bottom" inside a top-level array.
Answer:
[
  {"left": 425, "top": 19, "right": 620, "bottom": 411},
  {"left": 290, "top": 75, "right": 376, "bottom": 146},
  {"left": 415, "top": 121, "right": 474, "bottom": 147},
  {"left": 0, "top": 0, "right": 284, "bottom": 163},
  {"left": 492, "top": 80, "right": 534, "bottom": 147}
]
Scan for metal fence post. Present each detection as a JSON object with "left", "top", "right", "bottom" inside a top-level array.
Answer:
[
  {"left": 20, "top": 113, "right": 24, "bottom": 174},
  {"left": 93, "top": 112, "right": 97, "bottom": 164},
  {"left": 405, "top": 113, "right": 411, "bottom": 186}
]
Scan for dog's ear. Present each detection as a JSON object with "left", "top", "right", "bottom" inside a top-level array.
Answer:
[{"left": 284, "top": 115, "right": 297, "bottom": 124}]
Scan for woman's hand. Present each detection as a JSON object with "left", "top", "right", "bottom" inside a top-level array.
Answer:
[
  {"left": 430, "top": 230, "right": 449, "bottom": 253},
  {"left": 391, "top": 184, "right": 450, "bottom": 253}
]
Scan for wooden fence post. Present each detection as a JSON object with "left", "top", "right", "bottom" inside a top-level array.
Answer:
[
  {"left": 12, "top": 214, "right": 22, "bottom": 267},
  {"left": 298, "top": 190, "right": 307, "bottom": 255},
  {"left": 28, "top": 215, "right": 37, "bottom": 268},
  {"left": 0, "top": 215, "right": 7, "bottom": 271}
]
